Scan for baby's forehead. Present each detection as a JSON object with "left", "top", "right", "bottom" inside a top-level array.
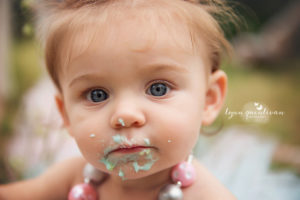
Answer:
[
  {"left": 62, "top": 9, "right": 201, "bottom": 63},
  {"left": 49, "top": 1, "right": 214, "bottom": 86}
]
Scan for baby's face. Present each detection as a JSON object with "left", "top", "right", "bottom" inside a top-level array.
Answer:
[{"left": 57, "top": 19, "right": 209, "bottom": 180}]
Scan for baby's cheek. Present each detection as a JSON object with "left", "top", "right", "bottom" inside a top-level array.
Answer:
[
  {"left": 75, "top": 132, "right": 96, "bottom": 156},
  {"left": 171, "top": 124, "right": 199, "bottom": 150},
  {"left": 157, "top": 119, "right": 199, "bottom": 162},
  {"left": 71, "top": 123, "right": 104, "bottom": 162}
]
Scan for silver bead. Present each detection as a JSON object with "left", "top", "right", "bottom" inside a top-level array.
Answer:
[
  {"left": 158, "top": 184, "right": 183, "bottom": 200},
  {"left": 83, "top": 163, "right": 105, "bottom": 183}
]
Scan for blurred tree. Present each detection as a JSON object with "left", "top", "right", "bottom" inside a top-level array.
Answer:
[
  {"left": 233, "top": 0, "right": 300, "bottom": 64},
  {"left": 0, "top": 0, "right": 12, "bottom": 183},
  {"left": 12, "top": 0, "right": 34, "bottom": 39},
  {"left": 232, "top": 0, "right": 298, "bottom": 30}
]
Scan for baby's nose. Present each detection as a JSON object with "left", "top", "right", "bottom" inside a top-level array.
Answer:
[
  {"left": 111, "top": 114, "right": 145, "bottom": 129},
  {"left": 110, "top": 102, "right": 146, "bottom": 129}
]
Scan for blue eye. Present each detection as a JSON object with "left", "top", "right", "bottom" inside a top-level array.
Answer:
[
  {"left": 87, "top": 89, "right": 108, "bottom": 102},
  {"left": 148, "top": 82, "right": 169, "bottom": 96}
]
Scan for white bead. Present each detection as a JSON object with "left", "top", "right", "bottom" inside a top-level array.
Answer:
[
  {"left": 158, "top": 184, "right": 183, "bottom": 200},
  {"left": 83, "top": 163, "right": 105, "bottom": 182}
]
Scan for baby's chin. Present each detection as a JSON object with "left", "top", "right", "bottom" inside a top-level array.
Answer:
[{"left": 108, "top": 164, "right": 159, "bottom": 181}]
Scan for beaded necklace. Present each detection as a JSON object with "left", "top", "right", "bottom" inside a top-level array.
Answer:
[{"left": 68, "top": 155, "right": 195, "bottom": 200}]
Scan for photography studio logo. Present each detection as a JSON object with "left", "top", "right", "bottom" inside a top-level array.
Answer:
[{"left": 225, "top": 101, "right": 285, "bottom": 123}]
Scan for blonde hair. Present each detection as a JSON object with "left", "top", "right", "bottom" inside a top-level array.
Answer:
[{"left": 36, "top": 0, "right": 236, "bottom": 90}]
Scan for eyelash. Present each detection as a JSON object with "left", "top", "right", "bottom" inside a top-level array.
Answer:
[
  {"left": 147, "top": 79, "right": 174, "bottom": 87},
  {"left": 145, "top": 80, "right": 174, "bottom": 93}
]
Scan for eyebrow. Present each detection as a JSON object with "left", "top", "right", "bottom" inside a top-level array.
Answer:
[
  {"left": 142, "top": 63, "right": 189, "bottom": 74},
  {"left": 68, "top": 74, "right": 106, "bottom": 88}
]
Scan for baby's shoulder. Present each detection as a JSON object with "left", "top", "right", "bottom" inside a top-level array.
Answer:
[
  {"left": 36, "top": 156, "right": 87, "bottom": 198},
  {"left": 41, "top": 156, "right": 87, "bottom": 187},
  {"left": 184, "top": 160, "right": 236, "bottom": 200},
  {"left": 0, "top": 157, "right": 86, "bottom": 200}
]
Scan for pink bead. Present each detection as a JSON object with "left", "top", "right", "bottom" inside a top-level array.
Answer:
[
  {"left": 68, "top": 183, "right": 98, "bottom": 200},
  {"left": 171, "top": 162, "right": 196, "bottom": 187}
]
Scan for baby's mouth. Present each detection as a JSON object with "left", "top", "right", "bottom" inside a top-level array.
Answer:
[
  {"left": 100, "top": 142, "right": 159, "bottom": 174},
  {"left": 106, "top": 145, "right": 156, "bottom": 158},
  {"left": 110, "top": 146, "right": 150, "bottom": 154},
  {"left": 103, "top": 135, "right": 155, "bottom": 158},
  {"left": 100, "top": 136, "right": 159, "bottom": 174}
]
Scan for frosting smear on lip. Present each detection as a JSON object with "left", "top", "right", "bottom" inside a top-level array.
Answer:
[
  {"left": 112, "top": 134, "right": 129, "bottom": 144},
  {"left": 99, "top": 135, "right": 158, "bottom": 180}
]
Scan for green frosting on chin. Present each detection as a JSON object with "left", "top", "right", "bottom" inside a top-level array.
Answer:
[
  {"left": 100, "top": 152, "right": 140, "bottom": 171},
  {"left": 100, "top": 157, "right": 116, "bottom": 171},
  {"left": 132, "top": 160, "right": 155, "bottom": 172},
  {"left": 118, "top": 169, "right": 126, "bottom": 180},
  {"left": 133, "top": 149, "right": 157, "bottom": 172},
  {"left": 99, "top": 149, "right": 158, "bottom": 179}
]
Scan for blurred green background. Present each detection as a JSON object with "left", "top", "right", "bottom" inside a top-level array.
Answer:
[{"left": 0, "top": 0, "right": 299, "bottom": 183}]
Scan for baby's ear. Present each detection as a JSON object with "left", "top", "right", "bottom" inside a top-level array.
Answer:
[
  {"left": 55, "top": 93, "right": 70, "bottom": 128},
  {"left": 202, "top": 70, "right": 227, "bottom": 126}
]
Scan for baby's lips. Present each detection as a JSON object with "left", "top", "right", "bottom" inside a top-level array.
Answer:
[
  {"left": 107, "top": 144, "right": 157, "bottom": 157},
  {"left": 109, "top": 145, "right": 148, "bottom": 154}
]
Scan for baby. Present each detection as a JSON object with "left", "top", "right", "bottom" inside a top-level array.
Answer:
[{"left": 0, "top": 0, "right": 237, "bottom": 199}]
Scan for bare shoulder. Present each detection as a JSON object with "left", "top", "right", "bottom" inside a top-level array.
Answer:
[
  {"left": 0, "top": 156, "right": 87, "bottom": 200},
  {"left": 40, "top": 156, "right": 87, "bottom": 186},
  {"left": 184, "top": 160, "right": 237, "bottom": 200}
]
